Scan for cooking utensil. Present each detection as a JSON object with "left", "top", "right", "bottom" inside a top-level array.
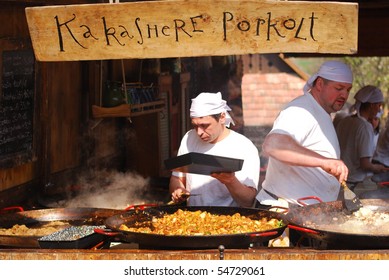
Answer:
[
  {"left": 0, "top": 207, "right": 122, "bottom": 248},
  {"left": 340, "top": 181, "right": 363, "bottom": 213},
  {"left": 98, "top": 205, "right": 287, "bottom": 249},
  {"left": 286, "top": 198, "right": 389, "bottom": 249},
  {"left": 180, "top": 193, "right": 200, "bottom": 199},
  {"left": 166, "top": 193, "right": 200, "bottom": 205}
]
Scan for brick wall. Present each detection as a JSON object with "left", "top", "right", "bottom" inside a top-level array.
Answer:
[
  {"left": 242, "top": 72, "right": 306, "bottom": 126},
  {"left": 240, "top": 72, "right": 305, "bottom": 155}
]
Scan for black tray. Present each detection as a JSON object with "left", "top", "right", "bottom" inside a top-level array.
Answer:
[
  {"left": 164, "top": 152, "right": 243, "bottom": 175},
  {"left": 38, "top": 225, "right": 106, "bottom": 249}
]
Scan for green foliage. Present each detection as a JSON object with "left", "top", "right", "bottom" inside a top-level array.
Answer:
[
  {"left": 342, "top": 57, "right": 389, "bottom": 109},
  {"left": 294, "top": 56, "right": 389, "bottom": 125}
]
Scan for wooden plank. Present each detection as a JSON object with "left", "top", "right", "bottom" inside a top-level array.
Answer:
[
  {"left": 25, "top": 1, "right": 358, "bottom": 61},
  {"left": 1, "top": 248, "right": 389, "bottom": 260}
]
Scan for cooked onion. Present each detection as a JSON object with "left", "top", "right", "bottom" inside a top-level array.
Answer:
[
  {"left": 119, "top": 209, "right": 283, "bottom": 236},
  {"left": 304, "top": 207, "right": 389, "bottom": 235},
  {"left": 0, "top": 221, "right": 70, "bottom": 236}
]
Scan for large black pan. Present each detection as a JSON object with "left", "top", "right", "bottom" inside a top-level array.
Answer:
[
  {"left": 99, "top": 205, "right": 287, "bottom": 249},
  {"left": 0, "top": 207, "right": 122, "bottom": 248},
  {"left": 286, "top": 198, "right": 389, "bottom": 249}
]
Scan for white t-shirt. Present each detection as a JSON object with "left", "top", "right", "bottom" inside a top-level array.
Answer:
[
  {"left": 336, "top": 114, "right": 375, "bottom": 182},
  {"left": 373, "top": 120, "right": 389, "bottom": 167},
  {"left": 172, "top": 129, "right": 260, "bottom": 207},
  {"left": 256, "top": 92, "right": 341, "bottom": 204}
]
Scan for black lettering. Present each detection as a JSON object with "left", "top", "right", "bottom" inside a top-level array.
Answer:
[
  {"left": 161, "top": 25, "right": 170, "bottom": 36},
  {"left": 309, "top": 12, "right": 318, "bottom": 41},
  {"left": 237, "top": 20, "right": 250, "bottom": 32},
  {"left": 147, "top": 24, "right": 158, "bottom": 38},
  {"left": 174, "top": 19, "right": 192, "bottom": 42},
  {"left": 55, "top": 14, "right": 86, "bottom": 51},
  {"left": 294, "top": 18, "right": 307, "bottom": 40},
  {"left": 266, "top": 12, "right": 285, "bottom": 40},
  {"left": 118, "top": 25, "right": 134, "bottom": 40},
  {"left": 102, "top": 17, "right": 124, "bottom": 46},
  {"left": 135, "top": 17, "right": 143, "bottom": 45},
  {"left": 283, "top": 19, "right": 296, "bottom": 30},
  {"left": 80, "top": 24, "right": 98, "bottom": 41},
  {"left": 255, "top": 18, "right": 266, "bottom": 36},
  {"left": 190, "top": 15, "right": 204, "bottom": 33},
  {"left": 223, "top": 11, "right": 234, "bottom": 40}
]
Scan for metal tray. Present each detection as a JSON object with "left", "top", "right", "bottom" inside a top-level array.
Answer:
[
  {"left": 164, "top": 152, "right": 243, "bottom": 175},
  {"left": 38, "top": 225, "right": 106, "bottom": 249}
]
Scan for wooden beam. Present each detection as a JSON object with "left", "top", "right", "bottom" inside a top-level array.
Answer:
[{"left": 25, "top": 0, "right": 358, "bottom": 61}]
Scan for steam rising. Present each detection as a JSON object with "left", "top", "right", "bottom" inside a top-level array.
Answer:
[{"left": 60, "top": 169, "right": 164, "bottom": 209}]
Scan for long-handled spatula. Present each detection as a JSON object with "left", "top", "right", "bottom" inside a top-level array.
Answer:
[{"left": 341, "top": 181, "right": 363, "bottom": 214}]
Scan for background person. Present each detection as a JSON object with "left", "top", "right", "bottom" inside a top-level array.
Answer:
[
  {"left": 169, "top": 92, "right": 260, "bottom": 207},
  {"left": 373, "top": 114, "right": 389, "bottom": 168},
  {"left": 336, "top": 85, "right": 387, "bottom": 190},
  {"left": 256, "top": 60, "right": 353, "bottom": 207},
  {"left": 369, "top": 111, "right": 382, "bottom": 150}
]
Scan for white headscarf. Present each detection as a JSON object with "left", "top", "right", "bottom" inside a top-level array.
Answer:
[
  {"left": 190, "top": 92, "right": 235, "bottom": 127},
  {"left": 303, "top": 60, "right": 353, "bottom": 93},
  {"left": 354, "top": 85, "right": 384, "bottom": 113}
]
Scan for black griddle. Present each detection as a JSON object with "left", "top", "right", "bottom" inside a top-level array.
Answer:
[
  {"left": 164, "top": 152, "right": 243, "bottom": 175},
  {"left": 38, "top": 225, "right": 106, "bottom": 249}
]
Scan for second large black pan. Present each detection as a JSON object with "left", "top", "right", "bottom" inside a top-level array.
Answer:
[
  {"left": 0, "top": 207, "right": 122, "bottom": 248},
  {"left": 286, "top": 199, "right": 389, "bottom": 249}
]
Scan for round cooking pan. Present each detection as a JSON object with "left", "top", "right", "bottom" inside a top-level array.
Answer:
[
  {"left": 0, "top": 207, "right": 122, "bottom": 248},
  {"left": 98, "top": 205, "right": 287, "bottom": 249},
  {"left": 286, "top": 199, "right": 389, "bottom": 249}
]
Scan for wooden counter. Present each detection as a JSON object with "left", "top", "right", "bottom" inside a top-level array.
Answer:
[{"left": 1, "top": 248, "right": 389, "bottom": 260}]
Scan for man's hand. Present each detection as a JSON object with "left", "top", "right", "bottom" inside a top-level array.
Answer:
[
  {"left": 210, "top": 172, "right": 236, "bottom": 184},
  {"left": 321, "top": 158, "right": 349, "bottom": 183},
  {"left": 171, "top": 188, "right": 189, "bottom": 203}
]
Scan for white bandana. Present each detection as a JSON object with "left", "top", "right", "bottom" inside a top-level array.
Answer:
[
  {"left": 354, "top": 85, "right": 384, "bottom": 113},
  {"left": 190, "top": 92, "right": 235, "bottom": 127},
  {"left": 303, "top": 60, "right": 353, "bottom": 93}
]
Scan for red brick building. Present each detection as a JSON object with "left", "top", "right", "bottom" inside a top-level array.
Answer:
[{"left": 239, "top": 54, "right": 308, "bottom": 152}]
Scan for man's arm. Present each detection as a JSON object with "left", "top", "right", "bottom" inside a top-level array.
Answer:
[
  {"left": 169, "top": 175, "right": 187, "bottom": 203},
  {"left": 211, "top": 172, "right": 257, "bottom": 207},
  {"left": 262, "top": 133, "right": 349, "bottom": 183},
  {"left": 360, "top": 157, "right": 387, "bottom": 173}
]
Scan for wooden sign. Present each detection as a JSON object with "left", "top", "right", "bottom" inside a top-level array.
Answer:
[{"left": 25, "top": 0, "right": 358, "bottom": 61}]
